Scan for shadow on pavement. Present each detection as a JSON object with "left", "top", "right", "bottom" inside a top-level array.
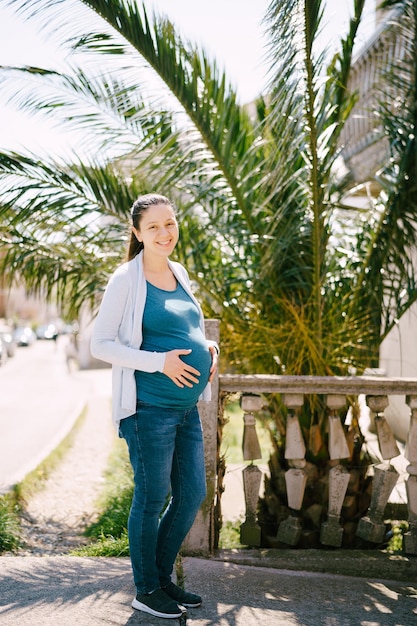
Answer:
[{"left": 0, "top": 555, "right": 416, "bottom": 625}]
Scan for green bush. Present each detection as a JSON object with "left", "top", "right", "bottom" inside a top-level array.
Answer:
[
  {"left": 218, "top": 519, "right": 244, "bottom": 549},
  {"left": 387, "top": 521, "right": 408, "bottom": 553}
]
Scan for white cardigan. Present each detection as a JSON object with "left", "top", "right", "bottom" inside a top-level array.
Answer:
[{"left": 90, "top": 252, "right": 213, "bottom": 426}]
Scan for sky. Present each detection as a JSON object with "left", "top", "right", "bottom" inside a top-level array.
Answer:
[{"left": 0, "top": 0, "right": 377, "bottom": 154}]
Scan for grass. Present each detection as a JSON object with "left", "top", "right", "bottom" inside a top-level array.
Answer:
[
  {"left": 0, "top": 494, "right": 21, "bottom": 553},
  {"left": 73, "top": 531, "right": 130, "bottom": 557},
  {"left": 218, "top": 519, "right": 245, "bottom": 549}
]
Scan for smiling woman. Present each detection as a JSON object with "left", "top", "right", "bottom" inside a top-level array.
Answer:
[{"left": 90, "top": 191, "right": 219, "bottom": 619}]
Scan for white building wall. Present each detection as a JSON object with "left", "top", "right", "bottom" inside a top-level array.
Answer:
[{"left": 379, "top": 306, "right": 417, "bottom": 442}]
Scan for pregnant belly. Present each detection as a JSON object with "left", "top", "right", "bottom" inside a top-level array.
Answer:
[
  {"left": 181, "top": 342, "right": 211, "bottom": 381},
  {"left": 136, "top": 342, "right": 212, "bottom": 408}
]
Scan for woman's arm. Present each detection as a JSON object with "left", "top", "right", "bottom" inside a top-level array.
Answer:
[{"left": 90, "top": 271, "right": 165, "bottom": 373}]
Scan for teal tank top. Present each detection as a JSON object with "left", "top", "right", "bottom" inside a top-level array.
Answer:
[{"left": 135, "top": 281, "right": 212, "bottom": 408}]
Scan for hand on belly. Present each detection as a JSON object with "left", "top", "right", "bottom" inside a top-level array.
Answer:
[{"left": 163, "top": 349, "right": 201, "bottom": 387}]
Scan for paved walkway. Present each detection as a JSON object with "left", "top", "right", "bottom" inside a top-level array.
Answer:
[{"left": 1, "top": 553, "right": 416, "bottom": 625}]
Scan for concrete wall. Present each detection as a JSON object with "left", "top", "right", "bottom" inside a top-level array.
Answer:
[{"left": 379, "top": 307, "right": 417, "bottom": 442}]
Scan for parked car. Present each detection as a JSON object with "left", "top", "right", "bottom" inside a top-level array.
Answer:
[
  {"left": 36, "top": 323, "right": 58, "bottom": 341},
  {"left": 0, "top": 338, "right": 8, "bottom": 366},
  {"left": 13, "top": 326, "right": 37, "bottom": 347},
  {"left": 0, "top": 326, "right": 17, "bottom": 357}
]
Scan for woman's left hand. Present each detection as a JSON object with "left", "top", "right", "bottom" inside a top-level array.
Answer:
[{"left": 208, "top": 345, "right": 219, "bottom": 382}]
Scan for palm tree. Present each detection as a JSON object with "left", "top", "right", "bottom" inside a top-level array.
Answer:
[
  {"left": 0, "top": 0, "right": 367, "bottom": 369},
  {"left": 1, "top": 0, "right": 416, "bottom": 547}
]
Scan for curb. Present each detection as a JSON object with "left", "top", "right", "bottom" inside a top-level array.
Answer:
[{"left": 214, "top": 547, "right": 417, "bottom": 582}]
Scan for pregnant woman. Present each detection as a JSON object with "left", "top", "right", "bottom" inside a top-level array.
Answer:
[{"left": 91, "top": 193, "right": 219, "bottom": 619}]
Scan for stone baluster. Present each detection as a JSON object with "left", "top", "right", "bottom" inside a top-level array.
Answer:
[
  {"left": 239, "top": 394, "right": 263, "bottom": 547},
  {"left": 327, "top": 395, "right": 351, "bottom": 461},
  {"left": 276, "top": 394, "right": 306, "bottom": 546},
  {"left": 356, "top": 462, "right": 399, "bottom": 543},
  {"left": 321, "top": 395, "right": 351, "bottom": 547},
  {"left": 356, "top": 395, "right": 399, "bottom": 544},
  {"left": 367, "top": 395, "right": 400, "bottom": 460},
  {"left": 404, "top": 396, "right": 417, "bottom": 554}
]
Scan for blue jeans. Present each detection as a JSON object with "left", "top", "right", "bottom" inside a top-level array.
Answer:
[{"left": 119, "top": 402, "right": 206, "bottom": 594}]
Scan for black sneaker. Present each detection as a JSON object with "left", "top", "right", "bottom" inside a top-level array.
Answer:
[
  {"left": 163, "top": 581, "right": 202, "bottom": 608},
  {"left": 132, "top": 588, "right": 185, "bottom": 618}
]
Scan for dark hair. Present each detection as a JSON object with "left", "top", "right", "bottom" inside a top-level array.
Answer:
[{"left": 127, "top": 193, "right": 174, "bottom": 261}]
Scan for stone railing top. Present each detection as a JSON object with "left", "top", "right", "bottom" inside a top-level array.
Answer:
[{"left": 219, "top": 374, "right": 417, "bottom": 397}]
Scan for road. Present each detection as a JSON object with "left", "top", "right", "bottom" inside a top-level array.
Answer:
[{"left": 0, "top": 337, "right": 109, "bottom": 494}]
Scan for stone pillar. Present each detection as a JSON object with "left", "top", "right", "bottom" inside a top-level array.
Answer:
[
  {"left": 404, "top": 396, "right": 417, "bottom": 555},
  {"left": 285, "top": 408, "right": 306, "bottom": 462},
  {"left": 276, "top": 394, "right": 306, "bottom": 546},
  {"left": 239, "top": 394, "right": 263, "bottom": 547},
  {"left": 356, "top": 395, "right": 400, "bottom": 544},
  {"left": 321, "top": 395, "right": 351, "bottom": 547},
  {"left": 183, "top": 320, "right": 219, "bottom": 555}
]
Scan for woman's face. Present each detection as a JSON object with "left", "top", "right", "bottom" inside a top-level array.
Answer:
[{"left": 133, "top": 203, "right": 179, "bottom": 259}]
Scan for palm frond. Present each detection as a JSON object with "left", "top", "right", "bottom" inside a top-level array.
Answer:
[{"left": 0, "top": 151, "right": 141, "bottom": 315}]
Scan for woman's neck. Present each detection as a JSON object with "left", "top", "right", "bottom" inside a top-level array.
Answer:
[
  {"left": 142, "top": 253, "right": 169, "bottom": 274},
  {"left": 143, "top": 255, "right": 177, "bottom": 290}
]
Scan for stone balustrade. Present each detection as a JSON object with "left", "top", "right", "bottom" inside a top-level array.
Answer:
[
  {"left": 183, "top": 322, "right": 417, "bottom": 558},
  {"left": 185, "top": 374, "right": 417, "bottom": 558},
  {"left": 218, "top": 374, "right": 417, "bottom": 555}
]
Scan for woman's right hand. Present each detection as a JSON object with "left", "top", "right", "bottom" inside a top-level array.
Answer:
[{"left": 163, "top": 349, "right": 201, "bottom": 388}]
